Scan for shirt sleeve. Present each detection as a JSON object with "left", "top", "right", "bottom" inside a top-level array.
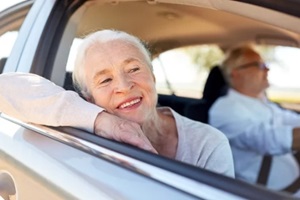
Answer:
[
  {"left": 204, "top": 140, "right": 235, "bottom": 178},
  {"left": 209, "top": 98, "right": 293, "bottom": 155},
  {"left": 0, "top": 72, "right": 104, "bottom": 133},
  {"left": 270, "top": 103, "right": 300, "bottom": 126}
]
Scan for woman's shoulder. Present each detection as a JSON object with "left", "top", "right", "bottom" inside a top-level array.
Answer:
[
  {"left": 169, "top": 107, "right": 227, "bottom": 141},
  {"left": 158, "top": 106, "right": 226, "bottom": 141},
  {"left": 186, "top": 117, "right": 226, "bottom": 141}
]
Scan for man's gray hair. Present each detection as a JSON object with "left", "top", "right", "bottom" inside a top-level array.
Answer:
[
  {"left": 221, "top": 44, "right": 259, "bottom": 85},
  {"left": 72, "top": 29, "right": 152, "bottom": 99}
]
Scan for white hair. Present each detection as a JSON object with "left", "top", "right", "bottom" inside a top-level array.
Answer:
[
  {"left": 72, "top": 29, "right": 152, "bottom": 98},
  {"left": 221, "top": 44, "right": 259, "bottom": 85}
]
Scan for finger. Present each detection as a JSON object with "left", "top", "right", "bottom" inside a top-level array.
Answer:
[
  {"left": 117, "top": 122, "right": 157, "bottom": 153},
  {"left": 122, "top": 132, "right": 158, "bottom": 154}
]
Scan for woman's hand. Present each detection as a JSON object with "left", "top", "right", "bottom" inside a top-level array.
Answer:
[{"left": 94, "top": 111, "right": 157, "bottom": 154}]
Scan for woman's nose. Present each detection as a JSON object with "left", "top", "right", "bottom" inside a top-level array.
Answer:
[{"left": 114, "top": 75, "right": 134, "bottom": 92}]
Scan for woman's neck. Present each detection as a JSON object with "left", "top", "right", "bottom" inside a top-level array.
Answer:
[{"left": 141, "top": 108, "right": 178, "bottom": 158}]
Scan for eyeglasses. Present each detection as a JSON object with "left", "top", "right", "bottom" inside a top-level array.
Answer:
[{"left": 236, "top": 61, "right": 269, "bottom": 70}]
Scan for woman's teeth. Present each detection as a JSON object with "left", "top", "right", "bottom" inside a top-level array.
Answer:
[{"left": 120, "top": 98, "right": 141, "bottom": 108}]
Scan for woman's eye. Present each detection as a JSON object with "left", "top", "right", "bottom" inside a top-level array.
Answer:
[
  {"left": 100, "top": 78, "right": 112, "bottom": 84},
  {"left": 129, "top": 67, "right": 140, "bottom": 73}
]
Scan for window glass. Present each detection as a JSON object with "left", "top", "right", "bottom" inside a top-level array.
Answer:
[
  {"left": 152, "top": 44, "right": 300, "bottom": 110},
  {"left": 256, "top": 45, "right": 300, "bottom": 111},
  {"left": 152, "top": 45, "right": 224, "bottom": 98},
  {"left": 0, "top": 31, "right": 18, "bottom": 59},
  {"left": 66, "top": 38, "right": 82, "bottom": 72},
  {"left": 0, "top": 31, "right": 18, "bottom": 72},
  {"left": 0, "top": 0, "right": 30, "bottom": 73},
  {"left": 0, "top": 1, "right": 26, "bottom": 12}
]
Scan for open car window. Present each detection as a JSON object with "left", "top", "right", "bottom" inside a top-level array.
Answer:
[
  {"left": 0, "top": 1, "right": 31, "bottom": 73},
  {"left": 142, "top": 43, "right": 300, "bottom": 116},
  {"left": 151, "top": 44, "right": 300, "bottom": 107}
]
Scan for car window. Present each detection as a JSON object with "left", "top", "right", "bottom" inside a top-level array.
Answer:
[
  {"left": 66, "top": 38, "right": 81, "bottom": 72},
  {"left": 151, "top": 44, "right": 300, "bottom": 109},
  {"left": 0, "top": 31, "right": 18, "bottom": 72},
  {"left": 256, "top": 45, "right": 300, "bottom": 111},
  {"left": 152, "top": 45, "right": 224, "bottom": 99},
  {"left": 0, "top": 1, "right": 26, "bottom": 11},
  {"left": 0, "top": 0, "right": 31, "bottom": 74}
]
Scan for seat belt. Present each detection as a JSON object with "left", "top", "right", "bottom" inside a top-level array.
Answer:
[
  {"left": 257, "top": 155, "right": 300, "bottom": 194},
  {"left": 282, "top": 177, "right": 300, "bottom": 193},
  {"left": 256, "top": 155, "right": 272, "bottom": 185}
]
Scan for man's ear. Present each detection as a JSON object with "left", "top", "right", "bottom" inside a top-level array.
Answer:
[{"left": 230, "top": 69, "right": 238, "bottom": 79}]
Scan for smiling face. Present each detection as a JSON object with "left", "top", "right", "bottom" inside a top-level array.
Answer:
[{"left": 84, "top": 39, "right": 157, "bottom": 124}]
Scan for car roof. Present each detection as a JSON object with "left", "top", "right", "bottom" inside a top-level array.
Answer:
[
  {"left": 75, "top": 0, "right": 300, "bottom": 54},
  {"left": 1, "top": 0, "right": 299, "bottom": 55}
]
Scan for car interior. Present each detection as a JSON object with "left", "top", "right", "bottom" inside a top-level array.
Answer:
[
  {"left": 1, "top": 0, "right": 300, "bottom": 198},
  {"left": 57, "top": 2, "right": 300, "bottom": 196}
]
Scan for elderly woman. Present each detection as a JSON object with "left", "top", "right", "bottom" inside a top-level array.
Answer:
[{"left": 0, "top": 30, "right": 234, "bottom": 177}]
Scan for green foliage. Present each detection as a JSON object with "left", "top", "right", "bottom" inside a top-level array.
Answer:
[
  {"left": 181, "top": 45, "right": 282, "bottom": 71},
  {"left": 181, "top": 45, "right": 224, "bottom": 71}
]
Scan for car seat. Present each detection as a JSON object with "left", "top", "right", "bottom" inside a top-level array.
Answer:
[
  {"left": 202, "top": 65, "right": 228, "bottom": 105},
  {"left": 184, "top": 65, "right": 228, "bottom": 123}
]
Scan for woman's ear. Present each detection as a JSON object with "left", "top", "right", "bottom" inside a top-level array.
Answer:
[
  {"left": 85, "top": 95, "right": 95, "bottom": 103},
  {"left": 86, "top": 98, "right": 93, "bottom": 103}
]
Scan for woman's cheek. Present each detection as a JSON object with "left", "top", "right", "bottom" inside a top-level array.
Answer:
[{"left": 92, "top": 89, "right": 111, "bottom": 108}]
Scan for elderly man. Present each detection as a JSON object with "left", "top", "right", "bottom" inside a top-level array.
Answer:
[{"left": 209, "top": 45, "right": 300, "bottom": 194}]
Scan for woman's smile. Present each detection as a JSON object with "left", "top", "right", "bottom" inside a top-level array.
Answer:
[{"left": 117, "top": 97, "right": 142, "bottom": 110}]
